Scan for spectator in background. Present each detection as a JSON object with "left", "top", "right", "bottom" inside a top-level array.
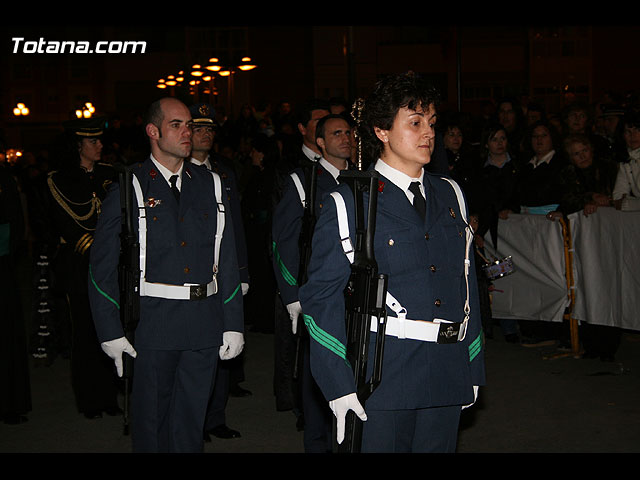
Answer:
[
  {"left": 470, "top": 123, "right": 521, "bottom": 343},
  {"left": 495, "top": 97, "right": 526, "bottom": 158},
  {"left": 557, "top": 136, "right": 623, "bottom": 361},
  {"left": 560, "top": 101, "right": 611, "bottom": 162},
  {"left": 612, "top": 110, "right": 640, "bottom": 211},
  {"left": 558, "top": 134, "right": 618, "bottom": 217},
  {"left": 441, "top": 118, "right": 478, "bottom": 197},
  {"left": 525, "top": 101, "right": 547, "bottom": 127},
  {"left": 598, "top": 104, "right": 627, "bottom": 162},
  {"left": 517, "top": 121, "right": 566, "bottom": 216}
]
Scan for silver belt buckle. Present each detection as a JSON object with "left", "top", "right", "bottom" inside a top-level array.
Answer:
[
  {"left": 189, "top": 284, "right": 207, "bottom": 300},
  {"left": 437, "top": 322, "right": 462, "bottom": 344}
]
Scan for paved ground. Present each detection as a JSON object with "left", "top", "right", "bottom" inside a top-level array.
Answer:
[{"left": 2, "top": 326, "right": 640, "bottom": 455}]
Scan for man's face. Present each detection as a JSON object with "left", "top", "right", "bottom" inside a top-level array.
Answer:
[
  {"left": 375, "top": 103, "right": 437, "bottom": 176},
  {"left": 299, "top": 109, "right": 329, "bottom": 148},
  {"left": 498, "top": 102, "right": 516, "bottom": 130},
  {"left": 191, "top": 124, "right": 215, "bottom": 154},
  {"left": 567, "top": 110, "right": 588, "bottom": 133},
  {"left": 317, "top": 117, "right": 352, "bottom": 166},
  {"left": 603, "top": 116, "right": 620, "bottom": 136},
  {"left": 154, "top": 99, "right": 193, "bottom": 160}
]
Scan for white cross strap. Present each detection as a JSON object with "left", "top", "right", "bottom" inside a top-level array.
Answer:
[{"left": 131, "top": 170, "right": 225, "bottom": 300}]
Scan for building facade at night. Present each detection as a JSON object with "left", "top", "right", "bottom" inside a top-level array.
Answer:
[{"left": 2, "top": 25, "right": 638, "bottom": 154}]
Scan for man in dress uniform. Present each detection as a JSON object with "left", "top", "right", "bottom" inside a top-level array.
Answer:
[
  {"left": 299, "top": 72, "right": 486, "bottom": 452},
  {"left": 189, "top": 103, "right": 249, "bottom": 441},
  {"left": 272, "top": 113, "right": 352, "bottom": 452},
  {"left": 272, "top": 100, "right": 330, "bottom": 419},
  {"left": 45, "top": 117, "right": 121, "bottom": 419},
  {"left": 88, "top": 97, "right": 245, "bottom": 452}
]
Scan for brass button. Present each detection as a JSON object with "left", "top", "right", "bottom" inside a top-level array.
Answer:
[
  {"left": 179, "top": 217, "right": 184, "bottom": 222},
  {"left": 429, "top": 265, "right": 436, "bottom": 272},
  {"left": 184, "top": 267, "right": 190, "bottom": 273},
  {"left": 388, "top": 239, "right": 394, "bottom": 246},
  {"left": 434, "top": 299, "right": 441, "bottom": 307},
  {"left": 424, "top": 233, "right": 430, "bottom": 240},
  {"left": 180, "top": 241, "right": 187, "bottom": 247},
  {"left": 153, "top": 216, "right": 158, "bottom": 221}
]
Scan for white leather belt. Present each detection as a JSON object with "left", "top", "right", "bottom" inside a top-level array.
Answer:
[
  {"left": 370, "top": 315, "right": 467, "bottom": 344},
  {"left": 140, "top": 279, "right": 218, "bottom": 301}
]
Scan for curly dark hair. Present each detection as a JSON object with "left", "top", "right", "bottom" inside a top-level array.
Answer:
[{"left": 358, "top": 71, "right": 441, "bottom": 162}]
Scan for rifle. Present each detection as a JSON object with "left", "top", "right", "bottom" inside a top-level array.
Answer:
[
  {"left": 292, "top": 161, "right": 318, "bottom": 381},
  {"left": 333, "top": 99, "right": 388, "bottom": 453},
  {"left": 116, "top": 164, "right": 140, "bottom": 436}
]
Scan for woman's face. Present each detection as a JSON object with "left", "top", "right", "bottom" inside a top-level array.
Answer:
[
  {"left": 375, "top": 102, "right": 437, "bottom": 177},
  {"left": 531, "top": 125, "right": 553, "bottom": 157},
  {"left": 443, "top": 126, "right": 463, "bottom": 153},
  {"left": 567, "top": 141, "right": 593, "bottom": 169},
  {"left": 487, "top": 129, "right": 508, "bottom": 156},
  {"left": 78, "top": 137, "right": 103, "bottom": 164}
]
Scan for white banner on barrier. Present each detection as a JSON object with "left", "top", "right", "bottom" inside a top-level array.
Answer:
[
  {"left": 570, "top": 208, "right": 640, "bottom": 331},
  {"left": 483, "top": 213, "right": 569, "bottom": 323}
]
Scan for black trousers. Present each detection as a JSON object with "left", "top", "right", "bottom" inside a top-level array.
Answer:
[{"left": 131, "top": 346, "right": 218, "bottom": 453}]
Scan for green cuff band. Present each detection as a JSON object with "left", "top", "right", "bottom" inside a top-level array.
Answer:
[
  {"left": 89, "top": 264, "right": 120, "bottom": 310},
  {"left": 272, "top": 241, "right": 297, "bottom": 286},
  {"left": 224, "top": 283, "right": 241, "bottom": 304},
  {"left": 303, "top": 313, "right": 347, "bottom": 360},
  {"left": 468, "top": 332, "right": 483, "bottom": 362}
]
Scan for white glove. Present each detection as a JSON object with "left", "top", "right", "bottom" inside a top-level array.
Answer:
[
  {"left": 286, "top": 301, "right": 302, "bottom": 335},
  {"left": 100, "top": 336, "right": 137, "bottom": 377},
  {"left": 241, "top": 283, "right": 249, "bottom": 296},
  {"left": 329, "top": 392, "right": 367, "bottom": 444},
  {"left": 462, "top": 385, "right": 479, "bottom": 410},
  {"left": 219, "top": 331, "right": 244, "bottom": 360}
]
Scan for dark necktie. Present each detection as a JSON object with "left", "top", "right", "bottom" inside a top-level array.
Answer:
[
  {"left": 169, "top": 175, "right": 180, "bottom": 203},
  {"left": 408, "top": 181, "right": 425, "bottom": 219}
]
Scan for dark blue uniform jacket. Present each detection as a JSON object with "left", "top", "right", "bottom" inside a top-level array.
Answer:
[
  {"left": 299, "top": 166, "right": 486, "bottom": 410},
  {"left": 88, "top": 157, "right": 244, "bottom": 351},
  {"left": 271, "top": 161, "right": 340, "bottom": 306}
]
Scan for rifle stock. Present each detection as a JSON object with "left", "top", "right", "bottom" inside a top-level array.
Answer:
[
  {"left": 333, "top": 169, "right": 388, "bottom": 453},
  {"left": 116, "top": 164, "right": 140, "bottom": 436}
]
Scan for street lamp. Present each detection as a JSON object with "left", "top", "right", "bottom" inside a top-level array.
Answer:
[
  {"left": 156, "top": 55, "right": 257, "bottom": 112},
  {"left": 13, "top": 102, "right": 29, "bottom": 116},
  {"left": 75, "top": 102, "right": 95, "bottom": 119},
  {"left": 237, "top": 56, "right": 257, "bottom": 71}
]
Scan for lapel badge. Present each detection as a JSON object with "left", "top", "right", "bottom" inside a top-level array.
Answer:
[
  {"left": 145, "top": 197, "right": 162, "bottom": 208},
  {"left": 449, "top": 207, "right": 456, "bottom": 218},
  {"left": 149, "top": 169, "right": 158, "bottom": 179},
  {"left": 378, "top": 180, "right": 385, "bottom": 192}
]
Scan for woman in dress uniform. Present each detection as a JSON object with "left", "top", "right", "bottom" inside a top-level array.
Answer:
[
  {"left": 45, "top": 117, "right": 121, "bottom": 418},
  {"left": 299, "top": 72, "right": 486, "bottom": 452}
]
